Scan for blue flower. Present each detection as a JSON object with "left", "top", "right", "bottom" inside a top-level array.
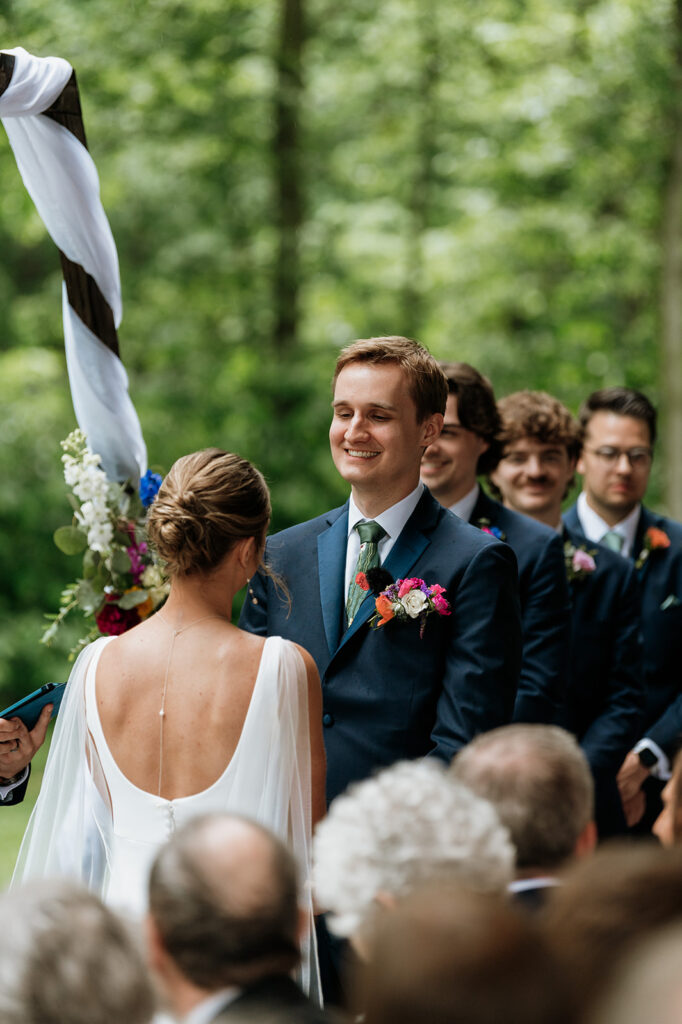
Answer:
[{"left": 139, "top": 470, "right": 163, "bottom": 508}]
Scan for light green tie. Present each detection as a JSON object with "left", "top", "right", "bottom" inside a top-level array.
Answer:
[
  {"left": 346, "top": 520, "right": 386, "bottom": 625},
  {"left": 602, "top": 530, "right": 624, "bottom": 553}
]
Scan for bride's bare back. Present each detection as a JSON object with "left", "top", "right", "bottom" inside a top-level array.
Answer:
[{"left": 94, "top": 614, "right": 266, "bottom": 800}]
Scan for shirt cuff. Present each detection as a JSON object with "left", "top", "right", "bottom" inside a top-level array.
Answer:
[
  {"left": 0, "top": 766, "right": 28, "bottom": 801},
  {"left": 634, "top": 738, "right": 671, "bottom": 780}
]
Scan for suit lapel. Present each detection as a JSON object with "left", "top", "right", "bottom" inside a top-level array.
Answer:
[
  {"left": 335, "top": 490, "right": 441, "bottom": 653},
  {"left": 469, "top": 488, "right": 497, "bottom": 526},
  {"left": 317, "top": 505, "right": 349, "bottom": 656}
]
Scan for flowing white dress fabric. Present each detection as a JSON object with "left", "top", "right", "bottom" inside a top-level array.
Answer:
[{"left": 13, "top": 634, "right": 320, "bottom": 1001}]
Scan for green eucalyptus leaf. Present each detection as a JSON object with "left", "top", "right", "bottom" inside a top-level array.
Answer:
[
  {"left": 118, "top": 589, "right": 150, "bottom": 609},
  {"left": 111, "top": 549, "right": 132, "bottom": 574},
  {"left": 54, "top": 526, "right": 87, "bottom": 555}
]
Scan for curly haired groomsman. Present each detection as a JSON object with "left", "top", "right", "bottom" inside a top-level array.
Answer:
[{"left": 490, "top": 390, "right": 644, "bottom": 837}]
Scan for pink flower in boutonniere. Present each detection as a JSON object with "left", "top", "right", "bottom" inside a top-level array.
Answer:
[
  {"left": 369, "top": 578, "right": 451, "bottom": 638},
  {"left": 564, "top": 541, "right": 597, "bottom": 583},
  {"left": 635, "top": 527, "right": 671, "bottom": 570}
]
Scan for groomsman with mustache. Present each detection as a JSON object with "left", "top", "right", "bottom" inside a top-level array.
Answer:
[{"left": 490, "top": 390, "right": 644, "bottom": 837}]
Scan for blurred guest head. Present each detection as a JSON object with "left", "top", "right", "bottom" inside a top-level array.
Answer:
[
  {"left": 542, "top": 843, "right": 682, "bottom": 1016},
  {"left": 489, "top": 390, "right": 581, "bottom": 528},
  {"left": 359, "top": 882, "right": 573, "bottom": 1024},
  {"left": 313, "top": 759, "right": 514, "bottom": 949},
  {"left": 451, "top": 724, "right": 596, "bottom": 875},
  {"left": 0, "top": 879, "right": 155, "bottom": 1024},
  {"left": 577, "top": 387, "right": 656, "bottom": 525},
  {"left": 421, "top": 362, "right": 502, "bottom": 507},
  {"left": 654, "top": 750, "right": 682, "bottom": 847},
  {"left": 147, "top": 813, "right": 302, "bottom": 1018},
  {"left": 586, "top": 922, "right": 682, "bottom": 1024}
]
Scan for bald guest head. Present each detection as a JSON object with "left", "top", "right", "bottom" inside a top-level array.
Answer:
[{"left": 148, "top": 814, "right": 301, "bottom": 993}]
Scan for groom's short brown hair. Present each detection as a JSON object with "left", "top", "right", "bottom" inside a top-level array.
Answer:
[{"left": 333, "top": 336, "right": 448, "bottom": 422}]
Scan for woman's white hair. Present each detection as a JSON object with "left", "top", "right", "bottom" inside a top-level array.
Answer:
[{"left": 313, "top": 759, "right": 514, "bottom": 938}]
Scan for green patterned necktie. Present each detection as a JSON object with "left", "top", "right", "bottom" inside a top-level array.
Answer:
[
  {"left": 346, "top": 520, "right": 387, "bottom": 625},
  {"left": 602, "top": 530, "right": 624, "bottom": 554}
]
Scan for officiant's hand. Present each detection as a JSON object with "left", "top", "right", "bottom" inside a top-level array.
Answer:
[{"left": 0, "top": 705, "right": 52, "bottom": 780}]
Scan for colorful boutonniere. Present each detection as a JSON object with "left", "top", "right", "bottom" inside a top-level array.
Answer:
[
  {"left": 475, "top": 517, "right": 506, "bottom": 542},
  {"left": 635, "top": 527, "right": 671, "bottom": 570},
  {"left": 363, "top": 576, "right": 452, "bottom": 638},
  {"left": 564, "top": 541, "right": 597, "bottom": 583}
]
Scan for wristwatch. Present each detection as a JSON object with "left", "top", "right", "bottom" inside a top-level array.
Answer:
[{"left": 637, "top": 747, "right": 658, "bottom": 769}]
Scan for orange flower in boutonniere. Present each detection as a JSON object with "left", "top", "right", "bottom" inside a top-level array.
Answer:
[
  {"left": 635, "top": 526, "right": 671, "bottom": 570},
  {"left": 375, "top": 593, "right": 396, "bottom": 626}
]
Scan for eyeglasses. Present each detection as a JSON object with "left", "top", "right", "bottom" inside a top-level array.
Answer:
[{"left": 584, "top": 446, "right": 653, "bottom": 468}]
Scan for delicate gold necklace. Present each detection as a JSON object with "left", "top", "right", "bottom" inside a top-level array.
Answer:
[{"left": 155, "top": 611, "right": 230, "bottom": 797}]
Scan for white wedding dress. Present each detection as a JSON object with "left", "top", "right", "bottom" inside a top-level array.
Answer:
[{"left": 13, "top": 633, "right": 320, "bottom": 1000}]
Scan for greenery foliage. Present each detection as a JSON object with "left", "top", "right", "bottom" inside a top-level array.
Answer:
[{"left": 0, "top": 0, "right": 678, "bottom": 704}]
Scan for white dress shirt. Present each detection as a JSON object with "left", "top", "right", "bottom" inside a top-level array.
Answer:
[
  {"left": 183, "top": 988, "right": 241, "bottom": 1024},
  {"left": 0, "top": 765, "right": 28, "bottom": 803},
  {"left": 448, "top": 483, "right": 480, "bottom": 523},
  {"left": 344, "top": 483, "right": 424, "bottom": 598},
  {"left": 576, "top": 492, "right": 641, "bottom": 559}
]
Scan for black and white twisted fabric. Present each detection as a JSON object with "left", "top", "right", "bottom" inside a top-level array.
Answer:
[{"left": 0, "top": 46, "right": 147, "bottom": 483}]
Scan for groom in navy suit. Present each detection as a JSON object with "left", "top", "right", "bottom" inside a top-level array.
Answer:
[
  {"left": 565, "top": 387, "right": 682, "bottom": 831},
  {"left": 240, "top": 337, "right": 521, "bottom": 807}
]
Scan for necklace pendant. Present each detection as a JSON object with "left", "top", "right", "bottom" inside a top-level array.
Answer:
[{"left": 159, "top": 708, "right": 166, "bottom": 717}]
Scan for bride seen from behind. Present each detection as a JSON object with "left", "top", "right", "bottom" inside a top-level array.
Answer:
[{"left": 13, "top": 449, "right": 325, "bottom": 997}]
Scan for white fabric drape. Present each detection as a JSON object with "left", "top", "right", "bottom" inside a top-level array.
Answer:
[{"left": 0, "top": 46, "right": 146, "bottom": 483}]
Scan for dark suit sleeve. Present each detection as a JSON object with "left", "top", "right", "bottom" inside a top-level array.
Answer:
[
  {"left": 580, "top": 563, "right": 644, "bottom": 771},
  {"left": 512, "top": 531, "right": 571, "bottom": 725},
  {"left": 646, "top": 692, "right": 682, "bottom": 757},
  {"left": 0, "top": 764, "right": 29, "bottom": 806},
  {"left": 429, "top": 540, "right": 522, "bottom": 762},
  {"left": 239, "top": 565, "right": 270, "bottom": 636}
]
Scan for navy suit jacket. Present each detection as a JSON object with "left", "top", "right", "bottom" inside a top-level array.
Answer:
[
  {"left": 565, "top": 504, "right": 682, "bottom": 759},
  {"left": 559, "top": 523, "right": 643, "bottom": 775},
  {"left": 0, "top": 765, "right": 28, "bottom": 806},
  {"left": 469, "top": 491, "right": 571, "bottom": 724},
  {"left": 240, "top": 489, "right": 522, "bottom": 805}
]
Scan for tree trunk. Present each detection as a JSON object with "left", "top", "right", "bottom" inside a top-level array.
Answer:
[
  {"left": 661, "top": 0, "right": 682, "bottom": 518},
  {"left": 272, "top": 0, "right": 304, "bottom": 355},
  {"left": 402, "top": 2, "right": 439, "bottom": 339}
]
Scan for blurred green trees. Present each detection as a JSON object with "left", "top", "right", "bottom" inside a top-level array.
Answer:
[{"left": 0, "top": 0, "right": 679, "bottom": 699}]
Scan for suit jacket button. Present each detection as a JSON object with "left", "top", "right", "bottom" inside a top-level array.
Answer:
[{"left": 323, "top": 713, "right": 334, "bottom": 727}]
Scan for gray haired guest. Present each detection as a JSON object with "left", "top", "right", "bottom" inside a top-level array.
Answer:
[
  {"left": 451, "top": 724, "right": 596, "bottom": 908},
  {"left": 147, "top": 812, "right": 338, "bottom": 1023},
  {"left": 312, "top": 759, "right": 514, "bottom": 951},
  {"left": 0, "top": 879, "right": 155, "bottom": 1024}
]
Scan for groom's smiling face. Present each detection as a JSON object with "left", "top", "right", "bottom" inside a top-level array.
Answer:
[{"left": 330, "top": 361, "right": 441, "bottom": 514}]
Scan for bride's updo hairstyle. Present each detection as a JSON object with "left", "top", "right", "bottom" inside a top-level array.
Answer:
[{"left": 147, "top": 449, "right": 271, "bottom": 577}]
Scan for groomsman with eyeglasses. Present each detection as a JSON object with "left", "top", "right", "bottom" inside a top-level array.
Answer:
[{"left": 564, "top": 387, "right": 682, "bottom": 831}]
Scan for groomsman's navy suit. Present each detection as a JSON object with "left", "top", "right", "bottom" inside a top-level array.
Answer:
[
  {"left": 565, "top": 505, "right": 682, "bottom": 760},
  {"left": 559, "top": 520, "right": 644, "bottom": 836},
  {"left": 240, "top": 488, "right": 522, "bottom": 806},
  {"left": 468, "top": 490, "right": 571, "bottom": 725}
]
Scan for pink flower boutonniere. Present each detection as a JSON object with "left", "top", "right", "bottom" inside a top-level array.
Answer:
[
  {"left": 635, "top": 527, "right": 671, "bottom": 570},
  {"left": 368, "top": 577, "right": 451, "bottom": 638},
  {"left": 564, "top": 541, "right": 597, "bottom": 583}
]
